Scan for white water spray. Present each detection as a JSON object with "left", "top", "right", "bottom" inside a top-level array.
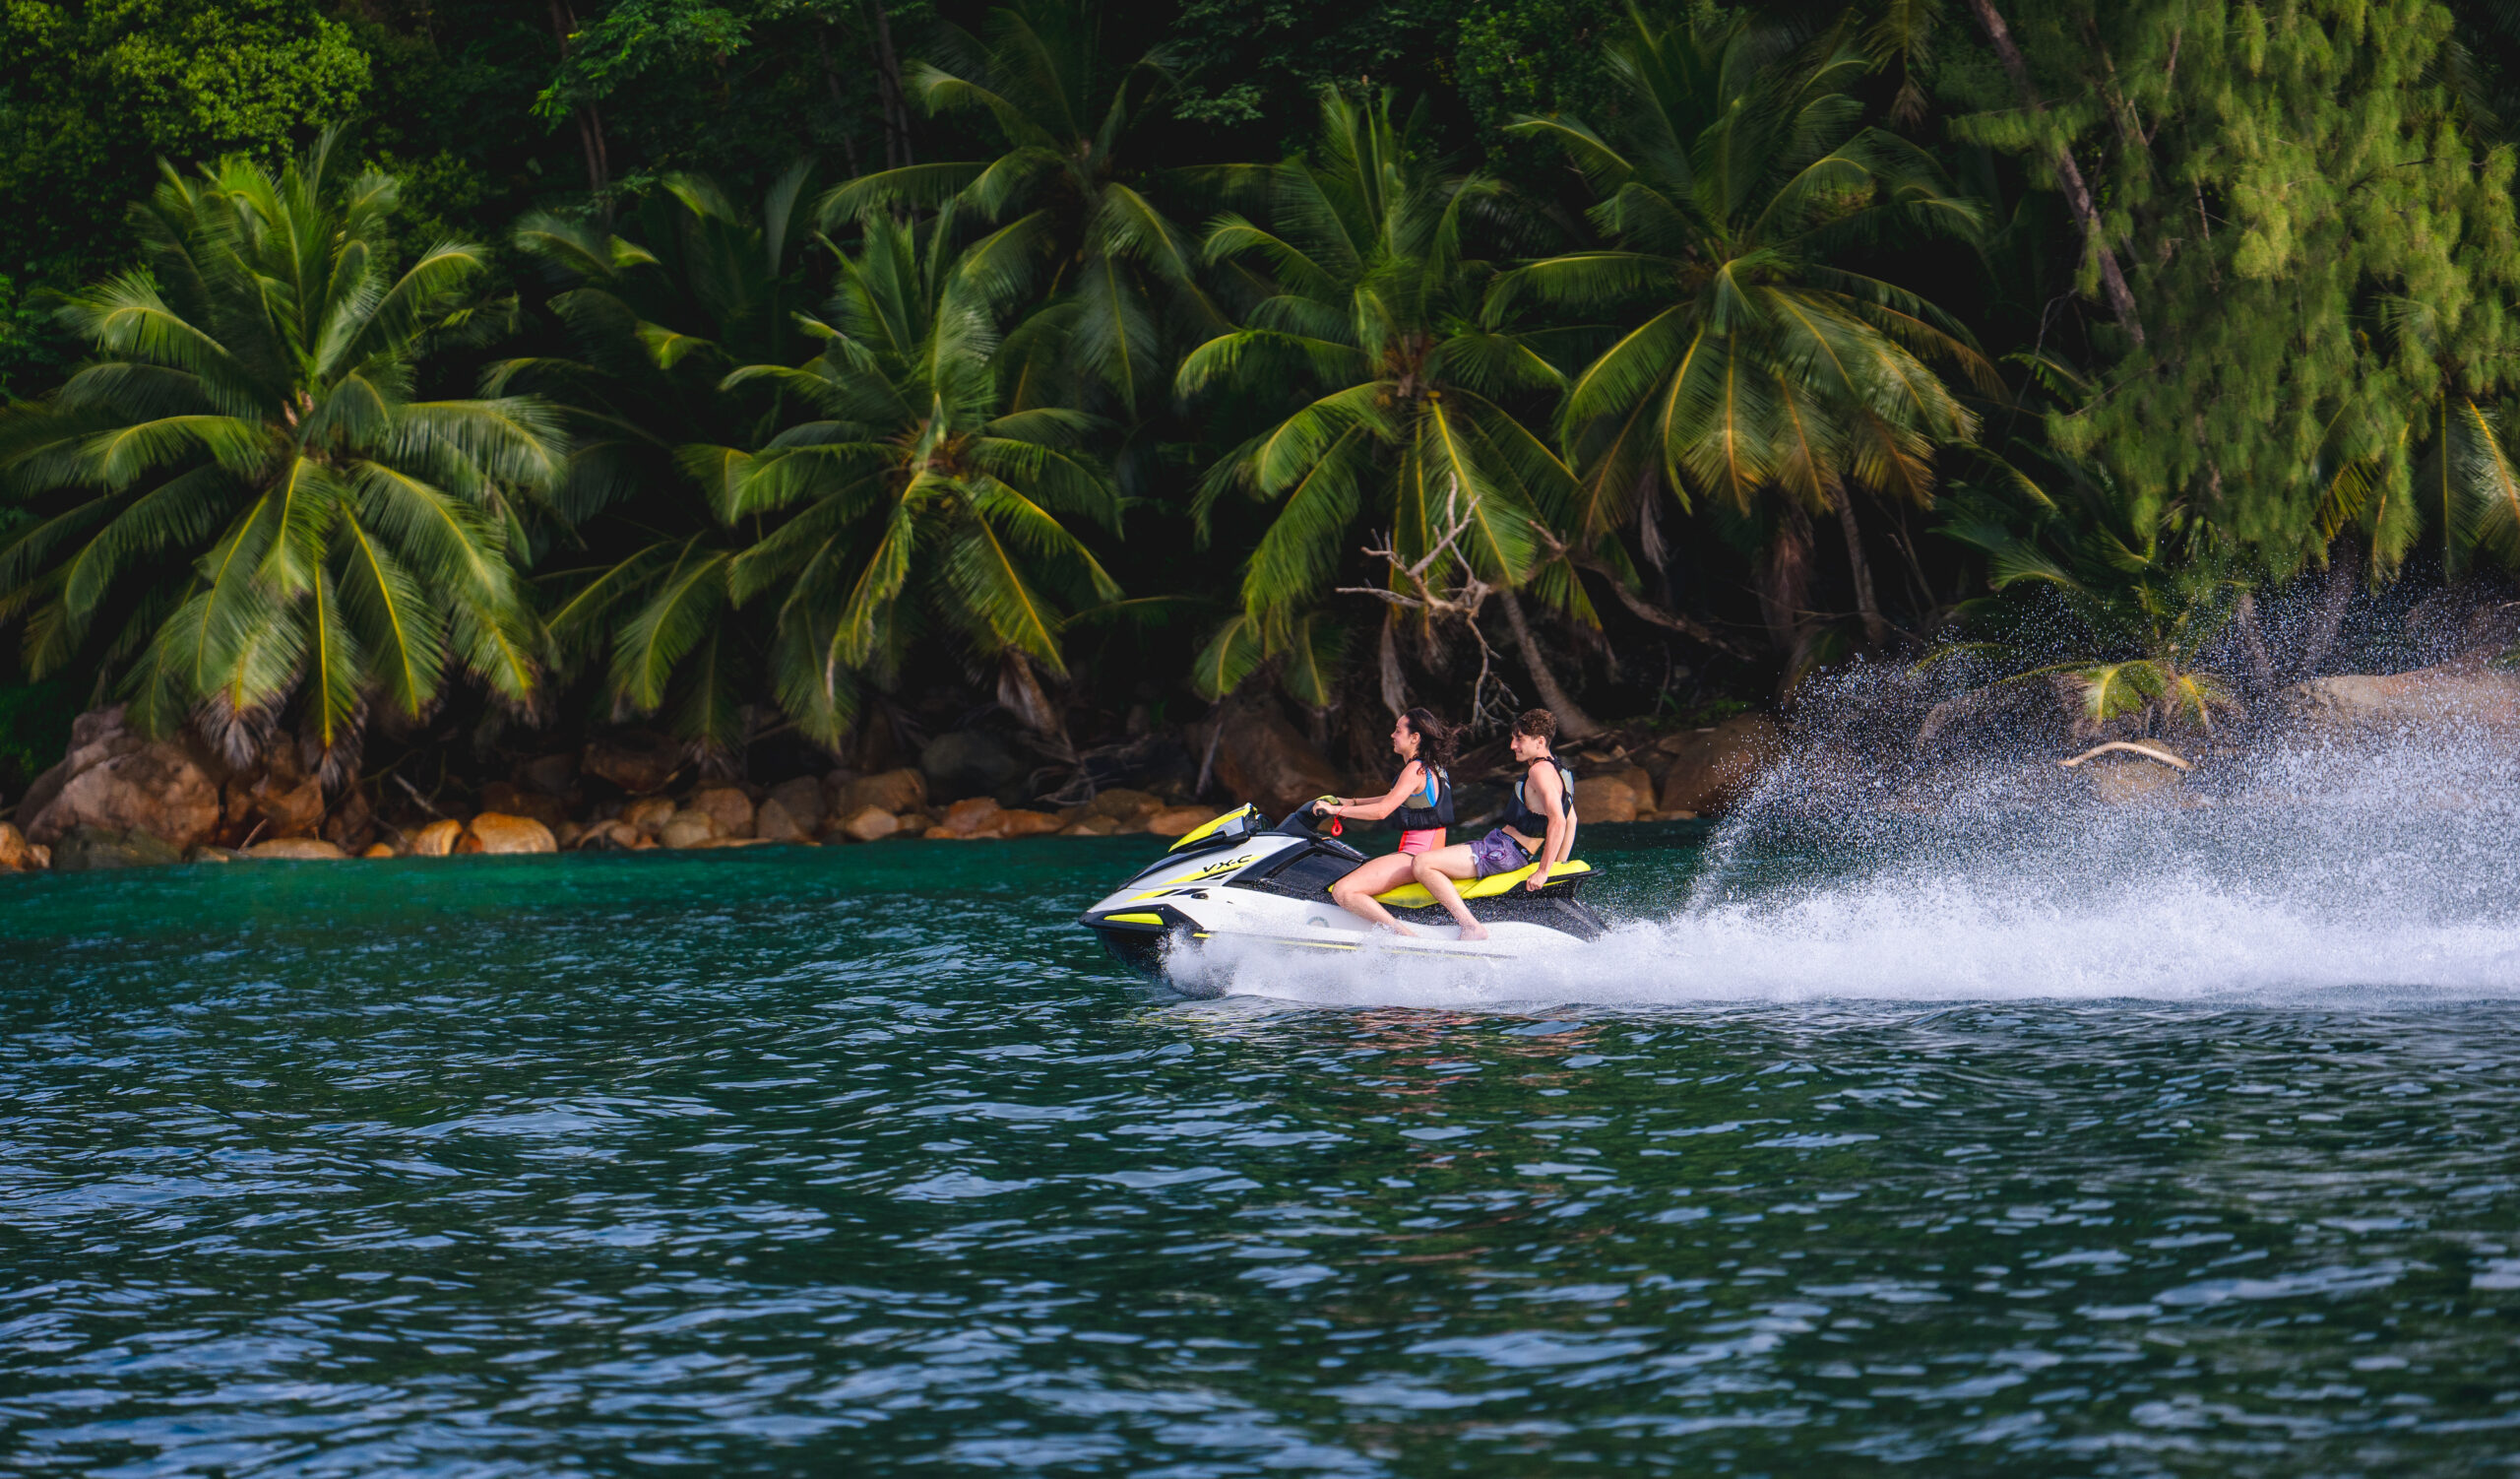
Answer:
[{"left": 1185, "top": 726, "right": 2520, "bottom": 1007}]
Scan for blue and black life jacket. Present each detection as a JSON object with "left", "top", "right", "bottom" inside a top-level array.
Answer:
[{"left": 1390, "top": 764, "right": 1455, "bottom": 831}]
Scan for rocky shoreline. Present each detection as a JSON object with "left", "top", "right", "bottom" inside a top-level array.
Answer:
[
  {"left": 0, "top": 704, "right": 1770, "bottom": 874},
  {"left": 8, "top": 651, "right": 2516, "bottom": 876}
]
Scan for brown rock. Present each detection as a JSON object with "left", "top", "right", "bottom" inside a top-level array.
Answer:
[
  {"left": 246, "top": 774, "right": 326, "bottom": 838},
  {"left": 518, "top": 752, "right": 579, "bottom": 800},
  {"left": 478, "top": 782, "right": 567, "bottom": 830},
  {"left": 23, "top": 709, "right": 221, "bottom": 853},
  {"left": 51, "top": 826, "right": 181, "bottom": 870},
  {"left": 835, "top": 767, "right": 925, "bottom": 816},
  {"left": 1060, "top": 815, "right": 1117, "bottom": 837},
  {"left": 688, "top": 785, "right": 755, "bottom": 839},
  {"left": 1573, "top": 774, "right": 1640, "bottom": 825},
  {"left": 19, "top": 708, "right": 146, "bottom": 824},
  {"left": 468, "top": 812, "right": 557, "bottom": 855},
  {"left": 923, "top": 824, "right": 960, "bottom": 839},
  {"left": 833, "top": 805, "right": 901, "bottom": 843},
  {"left": 573, "top": 819, "right": 642, "bottom": 851},
  {"left": 581, "top": 731, "right": 684, "bottom": 795},
  {"left": 1086, "top": 787, "right": 1162, "bottom": 822},
  {"left": 766, "top": 776, "right": 826, "bottom": 832},
  {"left": 996, "top": 808, "right": 1064, "bottom": 838},
  {"left": 321, "top": 788, "right": 376, "bottom": 853},
  {"left": 2282, "top": 661, "right": 2520, "bottom": 739},
  {"left": 1211, "top": 710, "right": 1343, "bottom": 817},
  {"left": 623, "top": 796, "right": 677, "bottom": 836},
  {"left": 246, "top": 837, "right": 348, "bottom": 861},
  {"left": 27, "top": 844, "right": 48, "bottom": 869},
  {"left": 0, "top": 822, "right": 32, "bottom": 871},
  {"left": 1146, "top": 805, "right": 1218, "bottom": 837},
  {"left": 660, "top": 810, "right": 717, "bottom": 849},
  {"left": 1656, "top": 714, "right": 1784, "bottom": 818},
  {"left": 361, "top": 842, "right": 397, "bottom": 859},
  {"left": 940, "top": 797, "right": 1003, "bottom": 835},
  {"left": 554, "top": 820, "right": 584, "bottom": 848},
  {"left": 410, "top": 818, "right": 466, "bottom": 857},
  {"left": 2082, "top": 756, "right": 2187, "bottom": 804},
  {"left": 752, "top": 796, "right": 811, "bottom": 844}
]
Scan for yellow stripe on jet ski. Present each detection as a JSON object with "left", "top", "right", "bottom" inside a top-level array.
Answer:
[
  {"left": 1098, "top": 912, "right": 1167, "bottom": 926},
  {"left": 1166, "top": 804, "right": 1258, "bottom": 852},
  {"left": 1372, "top": 859, "right": 1592, "bottom": 910}
]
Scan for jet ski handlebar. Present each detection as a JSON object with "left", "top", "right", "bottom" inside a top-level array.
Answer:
[{"left": 1275, "top": 796, "right": 1341, "bottom": 834}]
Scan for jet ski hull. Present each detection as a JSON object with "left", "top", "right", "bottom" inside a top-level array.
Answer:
[{"left": 1079, "top": 806, "right": 1607, "bottom": 986}]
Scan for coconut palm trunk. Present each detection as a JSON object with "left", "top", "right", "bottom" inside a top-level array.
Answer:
[
  {"left": 1497, "top": 589, "right": 1600, "bottom": 740},
  {"left": 1837, "top": 493, "right": 1888, "bottom": 648}
]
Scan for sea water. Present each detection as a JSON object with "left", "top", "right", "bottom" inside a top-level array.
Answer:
[{"left": 2, "top": 786, "right": 2517, "bottom": 1473}]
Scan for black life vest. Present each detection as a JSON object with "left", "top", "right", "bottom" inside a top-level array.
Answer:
[
  {"left": 1390, "top": 763, "right": 1454, "bottom": 831},
  {"left": 1503, "top": 753, "right": 1576, "bottom": 838}
]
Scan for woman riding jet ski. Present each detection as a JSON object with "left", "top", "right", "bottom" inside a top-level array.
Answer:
[
  {"left": 1310, "top": 706, "right": 1457, "bottom": 935},
  {"left": 1077, "top": 714, "right": 1608, "bottom": 981}
]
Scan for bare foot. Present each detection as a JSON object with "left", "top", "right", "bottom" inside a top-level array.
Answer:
[
  {"left": 1455, "top": 923, "right": 1489, "bottom": 942},
  {"left": 1380, "top": 921, "right": 1418, "bottom": 937}
]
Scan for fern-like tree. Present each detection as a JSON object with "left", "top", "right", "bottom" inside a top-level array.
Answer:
[
  {"left": 670, "top": 216, "right": 1123, "bottom": 748},
  {"left": 0, "top": 135, "right": 561, "bottom": 775},
  {"left": 1932, "top": 451, "right": 2248, "bottom": 740},
  {"left": 1505, "top": 6, "right": 1991, "bottom": 663},
  {"left": 1179, "top": 86, "right": 1585, "bottom": 727},
  {"left": 496, "top": 165, "right": 822, "bottom": 754},
  {"left": 820, "top": 0, "right": 1219, "bottom": 420}
]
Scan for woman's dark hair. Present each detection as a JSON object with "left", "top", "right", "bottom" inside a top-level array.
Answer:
[{"left": 1401, "top": 707, "right": 1458, "bottom": 769}]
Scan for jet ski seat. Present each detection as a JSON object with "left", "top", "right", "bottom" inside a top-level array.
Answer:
[{"left": 1372, "top": 859, "right": 1592, "bottom": 910}]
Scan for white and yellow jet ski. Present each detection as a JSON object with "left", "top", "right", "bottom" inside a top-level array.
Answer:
[{"left": 1078, "top": 800, "right": 1607, "bottom": 979}]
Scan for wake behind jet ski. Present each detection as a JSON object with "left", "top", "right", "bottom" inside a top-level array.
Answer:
[{"left": 1076, "top": 798, "right": 1608, "bottom": 980}]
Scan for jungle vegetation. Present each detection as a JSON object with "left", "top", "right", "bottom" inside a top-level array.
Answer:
[{"left": 9, "top": 0, "right": 2520, "bottom": 784}]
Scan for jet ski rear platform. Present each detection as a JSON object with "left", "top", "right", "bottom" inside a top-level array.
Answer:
[{"left": 1078, "top": 802, "right": 1607, "bottom": 982}]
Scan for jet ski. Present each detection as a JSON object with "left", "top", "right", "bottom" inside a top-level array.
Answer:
[{"left": 1078, "top": 799, "right": 1608, "bottom": 980}]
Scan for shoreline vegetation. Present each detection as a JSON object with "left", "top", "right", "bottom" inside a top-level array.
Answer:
[{"left": 12, "top": 0, "right": 2520, "bottom": 872}]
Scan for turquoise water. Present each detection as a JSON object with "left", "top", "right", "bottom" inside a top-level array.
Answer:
[{"left": 3, "top": 830, "right": 2518, "bottom": 1475}]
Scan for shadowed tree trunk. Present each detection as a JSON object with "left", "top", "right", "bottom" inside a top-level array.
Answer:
[
  {"left": 545, "top": 0, "right": 611, "bottom": 198},
  {"left": 817, "top": 26, "right": 861, "bottom": 178},
  {"left": 1835, "top": 492, "right": 1887, "bottom": 648},
  {"left": 1497, "top": 589, "right": 1601, "bottom": 740},
  {"left": 1756, "top": 502, "right": 1814, "bottom": 658},
  {"left": 1377, "top": 616, "right": 1408, "bottom": 719},
  {"left": 868, "top": 1, "right": 915, "bottom": 168},
  {"left": 2296, "top": 537, "right": 2361, "bottom": 677},
  {"left": 1965, "top": 0, "right": 2145, "bottom": 345}
]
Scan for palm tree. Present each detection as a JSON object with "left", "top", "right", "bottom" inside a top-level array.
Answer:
[
  {"left": 1178, "top": 86, "right": 1584, "bottom": 726},
  {"left": 1504, "top": 6, "right": 1992, "bottom": 664},
  {"left": 0, "top": 134, "right": 561, "bottom": 776},
  {"left": 817, "top": 0, "right": 1221, "bottom": 419},
  {"left": 494, "top": 165, "right": 821, "bottom": 755},
  {"left": 1932, "top": 451, "right": 2247, "bottom": 740},
  {"left": 682, "top": 216, "right": 1122, "bottom": 748}
]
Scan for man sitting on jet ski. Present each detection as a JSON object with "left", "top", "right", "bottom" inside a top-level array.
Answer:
[
  {"left": 1308, "top": 706, "right": 1457, "bottom": 936},
  {"left": 1406, "top": 709, "right": 1575, "bottom": 942}
]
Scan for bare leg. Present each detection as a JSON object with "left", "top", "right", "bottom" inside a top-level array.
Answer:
[
  {"left": 1329, "top": 853, "right": 1420, "bottom": 935},
  {"left": 1411, "top": 845, "right": 1488, "bottom": 940}
]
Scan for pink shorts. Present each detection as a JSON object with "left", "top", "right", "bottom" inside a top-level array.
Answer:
[{"left": 1397, "top": 828, "right": 1443, "bottom": 855}]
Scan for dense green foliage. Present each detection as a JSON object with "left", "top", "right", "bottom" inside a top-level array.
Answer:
[
  {"left": 0, "top": 138, "right": 561, "bottom": 772},
  {"left": 9, "top": 0, "right": 2520, "bottom": 774}
]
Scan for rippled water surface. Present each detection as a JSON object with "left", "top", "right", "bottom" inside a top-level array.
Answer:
[{"left": 4, "top": 828, "right": 2519, "bottom": 1475}]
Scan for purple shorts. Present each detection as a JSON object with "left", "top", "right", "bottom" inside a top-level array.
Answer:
[{"left": 1468, "top": 827, "right": 1531, "bottom": 879}]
